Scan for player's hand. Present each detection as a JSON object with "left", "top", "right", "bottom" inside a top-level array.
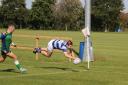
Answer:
[{"left": 11, "top": 42, "right": 17, "bottom": 47}]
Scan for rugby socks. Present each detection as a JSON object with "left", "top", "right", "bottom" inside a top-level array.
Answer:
[
  {"left": 38, "top": 48, "right": 41, "bottom": 53},
  {"left": 33, "top": 48, "right": 41, "bottom": 53},
  {"left": 14, "top": 60, "right": 22, "bottom": 70}
]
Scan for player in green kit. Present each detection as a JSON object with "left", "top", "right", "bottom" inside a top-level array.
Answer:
[{"left": 0, "top": 24, "right": 27, "bottom": 73}]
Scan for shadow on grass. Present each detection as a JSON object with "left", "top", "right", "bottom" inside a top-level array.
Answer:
[
  {"left": 0, "top": 69, "right": 19, "bottom": 73},
  {"left": 37, "top": 66, "right": 79, "bottom": 72}
]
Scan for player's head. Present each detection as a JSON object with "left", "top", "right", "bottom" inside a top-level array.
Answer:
[
  {"left": 7, "top": 24, "right": 15, "bottom": 33},
  {"left": 66, "top": 40, "right": 73, "bottom": 48}
]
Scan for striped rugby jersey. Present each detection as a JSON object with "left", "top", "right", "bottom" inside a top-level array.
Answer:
[{"left": 52, "top": 39, "right": 68, "bottom": 52}]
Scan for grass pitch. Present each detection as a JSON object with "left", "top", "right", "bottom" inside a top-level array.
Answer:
[{"left": 0, "top": 29, "right": 128, "bottom": 85}]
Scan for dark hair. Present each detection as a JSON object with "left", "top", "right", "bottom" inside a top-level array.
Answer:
[
  {"left": 8, "top": 23, "right": 15, "bottom": 27},
  {"left": 67, "top": 40, "right": 73, "bottom": 46}
]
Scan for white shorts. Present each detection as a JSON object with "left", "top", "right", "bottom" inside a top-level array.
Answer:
[{"left": 47, "top": 39, "right": 55, "bottom": 52}]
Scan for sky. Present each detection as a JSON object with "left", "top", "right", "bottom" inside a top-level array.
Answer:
[
  {"left": 123, "top": 0, "right": 128, "bottom": 11},
  {"left": 26, "top": 0, "right": 33, "bottom": 9},
  {"left": 26, "top": 0, "right": 128, "bottom": 11}
]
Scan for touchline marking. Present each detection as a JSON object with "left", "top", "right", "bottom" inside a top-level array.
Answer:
[{"left": 0, "top": 70, "right": 88, "bottom": 78}]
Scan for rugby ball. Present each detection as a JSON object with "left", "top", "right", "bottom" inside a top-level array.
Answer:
[{"left": 73, "top": 58, "right": 81, "bottom": 64}]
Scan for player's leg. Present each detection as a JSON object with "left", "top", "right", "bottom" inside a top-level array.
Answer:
[
  {"left": 0, "top": 57, "right": 5, "bottom": 62},
  {"left": 40, "top": 48, "right": 52, "bottom": 58},
  {"left": 6, "top": 52, "right": 27, "bottom": 73},
  {"left": 0, "top": 56, "right": 6, "bottom": 62},
  {"left": 0, "top": 51, "right": 7, "bottom": 62},
  {"left": 43, "top": 40, "right": 54, "bottom": 57},
  {"left": 33, "top": 40, "right": 54, "bottom": 57},
  {"left": 33, "top": 47, "right": 52, "bottom": 58}
]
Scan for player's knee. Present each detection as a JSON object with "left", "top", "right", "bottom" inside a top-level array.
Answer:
[
  {"left": 46, "top": 52, "right": 52, "bottom": 58},
  {"left": 13, "top": 57, "right": 17, "bottom": 60},
  {"left": 0, "top": 58, "right": 5, "bottom": 62},
  {"left": 45, "top": 53, "right": 52, "bottom": 58},
  {"left": 46, "top": 54, "right": 51, "bottom": 58}
]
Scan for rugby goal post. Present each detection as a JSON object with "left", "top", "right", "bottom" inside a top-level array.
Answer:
[{"left": 82, "top": 0, "right": 94, "bottom": 69}]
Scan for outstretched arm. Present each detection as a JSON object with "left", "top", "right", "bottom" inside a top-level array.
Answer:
[
  {"left": 64, "top": 52, "right": 76, "bottom": 60},
  {"left": 69, "top": 48, "right": 79, "bottom": 56}
]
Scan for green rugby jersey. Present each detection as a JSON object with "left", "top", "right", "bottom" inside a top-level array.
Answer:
[{"left": 0, "top": 32, "right": 12, "bottom": 52}]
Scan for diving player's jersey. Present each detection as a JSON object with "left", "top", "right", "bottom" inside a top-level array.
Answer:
[
  {"left": 47, "top": 39, "right": 68, "bottom": 52},
  {"left": 0, "top": 32, "right": 12, "bottom": 52}
]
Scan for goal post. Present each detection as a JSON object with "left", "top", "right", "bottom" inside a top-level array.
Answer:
[{"left": 82, "top": 0, "right": 94, "bottom": 69}]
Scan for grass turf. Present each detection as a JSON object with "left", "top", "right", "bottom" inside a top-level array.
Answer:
[{"left": 0, "top": 29, "right": 128, "bottom": 85}]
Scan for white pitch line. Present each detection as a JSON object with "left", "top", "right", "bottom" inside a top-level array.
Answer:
[{"left": 0, "top": 70, "right": 88, "bottom": 78}]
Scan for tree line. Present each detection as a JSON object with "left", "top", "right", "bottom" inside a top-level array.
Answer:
[{"left": 0, "top": 0, "right": 124, "bottom": 31}]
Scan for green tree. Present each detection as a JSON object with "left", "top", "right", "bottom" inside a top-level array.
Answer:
[
  {"left": 92, "top": 0, "right": 123, "bottom": 31},
  {"left": 53, "top": 0, "right": 83, "bottom": 31},
  {"left": 119, "top": 12, "right": 128, "bottom": 31},
  {"left": 15, "top": 0, "right": 28, "bottom": 28},
  {"left": 0, "top": 4, "right": 3, "bottom": 27},
  {"left": 29, "top": 0, "right": 54, "bottom": 29},
  {"left": 0, "top": 0, "right": 28, "bottom": 28}
]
